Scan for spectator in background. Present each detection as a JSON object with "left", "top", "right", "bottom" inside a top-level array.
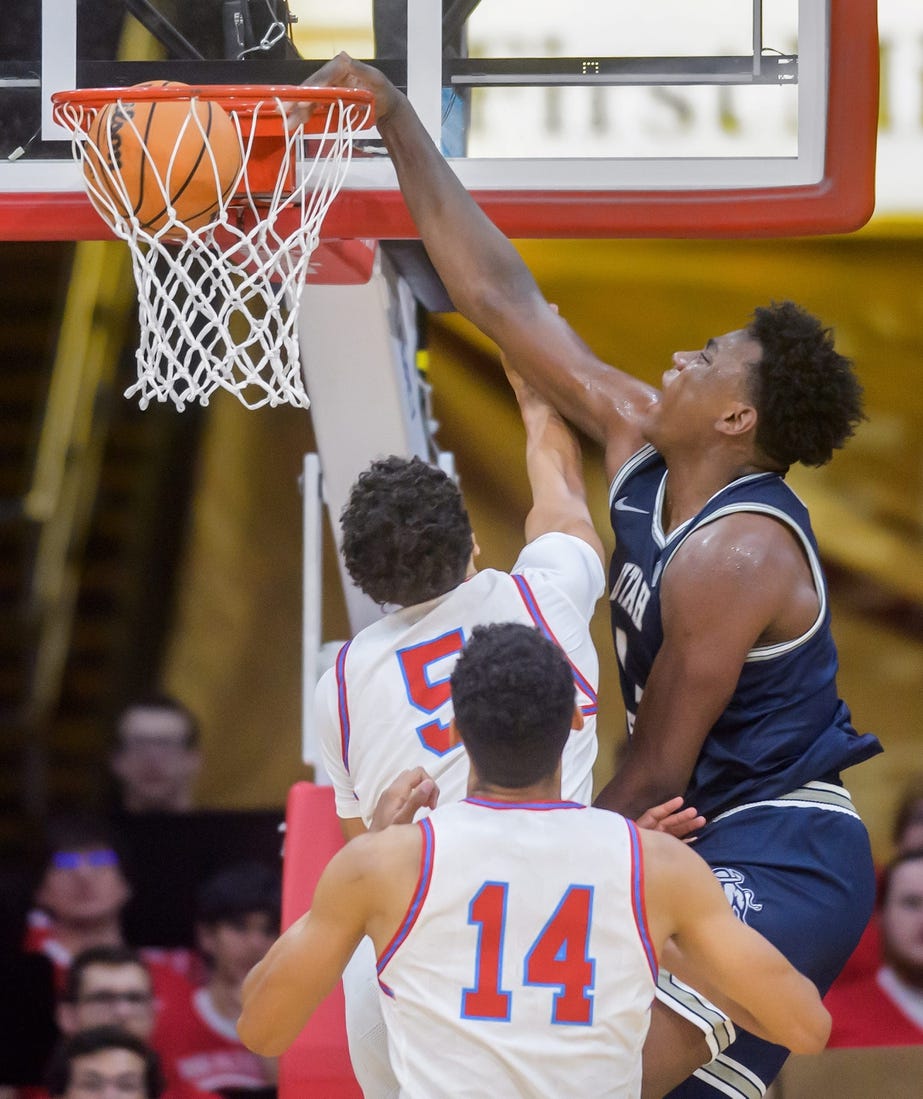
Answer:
[
  {"left": 893, "top": 779, "right": 923, "bottom": 854},
  {"left": 45, "top": 1027, "right": 163, "bottom": 1099},
  {"left": 825, "top": 848, "right": 923, "bottom": 1046},
  {"left": 58, "top": 947, "right": 156, "bottom": 1042},
  {"left": 26, "top": 817, "right": 132, "bottom": 976},
  {"left": 110, "top": 695, "right": 202, "bottom": 813},
  {"left": 829, "top": 775, "right": 923, "bottom": 991},
  {"left": 24, "top": 815, "right": 194, "bottom": 1005},
  {"left": 154, "top": 864, "right": 280, "bottom": 1096},
  {"left": 56, "top": 947, "right": 218, "bottom": 1099},
  {"left": 107, "top": 698, "right": 284, "bottom": 980}
]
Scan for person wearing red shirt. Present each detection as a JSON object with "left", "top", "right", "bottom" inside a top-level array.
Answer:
[
  {"left": 826, "top": 848, "right": 923, "bottom": 1047},
  {"left": 154, "top": 864, "right": 279, "bottom": 1096}
]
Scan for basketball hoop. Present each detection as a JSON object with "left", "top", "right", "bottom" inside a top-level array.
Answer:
[{"left": 52, "top": 84, "right": 374, "bottom": 411}]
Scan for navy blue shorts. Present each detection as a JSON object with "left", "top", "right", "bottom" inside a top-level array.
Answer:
[{"left": 661, "top": 782, "right": 876, "bottom": 1098}]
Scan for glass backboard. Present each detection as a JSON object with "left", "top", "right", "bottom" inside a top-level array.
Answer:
[{"left": 0, "top": 0, "right": 878, "bottom": 241}]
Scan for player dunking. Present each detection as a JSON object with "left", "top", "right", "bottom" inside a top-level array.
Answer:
[
  {"left": 239, "top": 624, "right": 831, "bottom": 1099},
  {"left": 308, "top": 55, "right": 883, "bottom": 1097}
]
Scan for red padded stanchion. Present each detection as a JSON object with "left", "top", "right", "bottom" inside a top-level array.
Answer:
[{"left": 278, "top": 782, "right": 362, "bottom": 1099}]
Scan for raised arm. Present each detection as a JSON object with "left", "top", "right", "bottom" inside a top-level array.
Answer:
[
  {"left": 506, "top": 362, "right": 604, "bottom": 566},
  {"left": 308, "top": 54, "right": 657, "bottom": 477},
  {"left": 642, "top": 830, "right": 831, "bottom": 1054}
]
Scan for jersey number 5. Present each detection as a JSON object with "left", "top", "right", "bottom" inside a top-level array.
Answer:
[
  {"left": 397, "top": 629, "right": 465, "bottom": 756},
  {"left": 462, "top": 881, "right": 595, "bottom": 1025}
]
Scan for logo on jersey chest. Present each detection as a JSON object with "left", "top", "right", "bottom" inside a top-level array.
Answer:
[{"left": 609, "top": 561, "right": 651, "bottom": 630}]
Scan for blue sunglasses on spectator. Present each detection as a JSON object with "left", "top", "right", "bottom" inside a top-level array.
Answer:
[{"left": 51, "top": 848, "right": 119, "bottom": 870}]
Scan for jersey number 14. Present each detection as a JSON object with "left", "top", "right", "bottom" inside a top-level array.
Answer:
[{"left": 462, "top": 881, "right": 595, "bottom": 1026}]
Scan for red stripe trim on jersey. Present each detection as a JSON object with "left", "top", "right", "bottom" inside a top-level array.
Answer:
[
  {"left": 377, "top": 817, "right": 435, "bottom": 980},
  {"left": 334, "top": 641, "right": 352, "bottom": 771},
  {"left": 626, "top": 819, "right": 658, "bottom": 980},
  {"left": 511, "top": 574, "right": 598, "bottom": 715},
  {"left": 463, "top": 797, "right": 584, "bottom": 811}
]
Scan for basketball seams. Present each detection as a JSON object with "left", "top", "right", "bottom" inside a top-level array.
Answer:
[
  {"left": 141, "top": 100, "right": 216, "bottom": 231},
  {"left": 81, "top": 82, "right": 241, "bottom": 237},
  {"left": 135, "top": 99, "right": 159, "bottom": 220},
  {"left": 162, "top": 102, "right": 230, "bottom": 229}
]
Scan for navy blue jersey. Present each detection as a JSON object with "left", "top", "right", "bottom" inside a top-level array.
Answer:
[{"left": 608, "top": 445, "right": 882, "bottom": 820}]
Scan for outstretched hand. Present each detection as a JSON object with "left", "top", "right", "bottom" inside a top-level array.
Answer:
[
  {"left": 370, "top": 767, "right": 439, "bottom": 832},
  {"left": 635, "top": 796, "right": 705, "bottom": 841},
  {"left": 301, "top": 52, "right": 404, "bottom": 127}
]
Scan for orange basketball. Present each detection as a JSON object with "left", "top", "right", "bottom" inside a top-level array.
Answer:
[{"left": 83, "top": 81, "right": 242, "bottom": 237}]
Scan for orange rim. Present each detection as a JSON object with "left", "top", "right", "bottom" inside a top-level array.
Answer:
[{"left": 51, "top": 84, "right": 374, "bottom": 133}]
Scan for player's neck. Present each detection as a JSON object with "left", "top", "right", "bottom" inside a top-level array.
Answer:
[
  {"left": 661, "top": 450, "right": 767, "bottom": 534},
  {"left": 467, "top": 775, "right": 563, "bottom": 804}
]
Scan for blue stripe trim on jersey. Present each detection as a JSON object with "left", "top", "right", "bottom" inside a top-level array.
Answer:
[
  {"left": 377, "top": 817, "right": 435, "bottom": 976},
  {"left": 626, "top": 820, "right": 658, "bottom": 980},
  {"left": 510, "top": 574, "right": 599, "bottom": 714},
  {"left": 463, "top": 797, "right": 585, "bottom": 812},
  {"left": 334, "top": 641, "right": 352, "bottom": 772}
]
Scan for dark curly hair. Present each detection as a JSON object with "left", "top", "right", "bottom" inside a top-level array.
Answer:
[
  {"left": 450, "top": 623, "right": 576, "bottom": 789},
  {"left": 746, "top": 301, "right": 865, "bottom": 468},
  {"left": 340, "top": 456, "right": 473, "bottom": 607},
  {"left": 45, "top": 1026, "right": 165, "bottom": 1098}
]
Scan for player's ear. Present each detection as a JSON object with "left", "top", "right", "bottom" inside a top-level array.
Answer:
[
  {"left": 571, "top": 705, "right": 585, "bottom": 731},
  {"left": 716, "top": 401, "right": 757, "bottom": 438},
  {"left": 447, "top": 719, "right": 462, "bottom": 748},
  {"left": 465, "top": 537, "right": 480, "bottom": 578}
]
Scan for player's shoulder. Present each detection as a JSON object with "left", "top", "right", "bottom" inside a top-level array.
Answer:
[
  {"left": 343, "top": 821, "right": 424, "bottom": 882},
  {"left": 514, "top": 530, "right": 605, "bottom": 576},
  {"left": 669, "top": 508, "right": 801, "bottom": 584}
]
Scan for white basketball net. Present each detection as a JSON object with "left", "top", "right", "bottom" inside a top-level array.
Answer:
[{"left": 54, "top": 90, "right": 373, "bottom": 411}]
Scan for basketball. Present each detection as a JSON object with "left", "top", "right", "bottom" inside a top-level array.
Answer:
[{"left": 83, "top": 81, "right": 242, "bottom": 237}]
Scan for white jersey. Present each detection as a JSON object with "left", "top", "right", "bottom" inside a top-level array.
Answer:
[
  {"left": 316, "top": 533, "right": 603, "bottom": 822},
  {"left": 378, "top": 800, "right": 657, "bottom": 1099}
]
